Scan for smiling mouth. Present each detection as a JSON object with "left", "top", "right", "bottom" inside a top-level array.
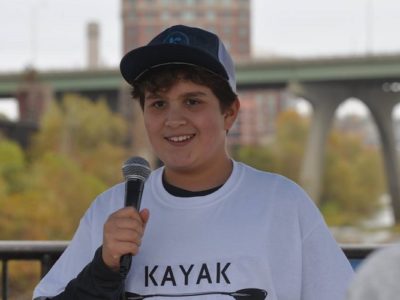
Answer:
[{"left": 165, "top": 134, "right": 195, "bottom": 143}]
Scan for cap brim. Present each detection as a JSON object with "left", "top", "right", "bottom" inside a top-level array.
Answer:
[{"left": 120, "top": 44, "right": 229, "bottom": 85}]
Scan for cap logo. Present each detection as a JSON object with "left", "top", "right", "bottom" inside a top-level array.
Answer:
[{"left": 163, "top": 31, "right": 189, "bottom": 45}]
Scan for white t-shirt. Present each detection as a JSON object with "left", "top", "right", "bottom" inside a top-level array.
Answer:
[
  {"left": 347, "top": 244, "right": 400, "bottom": 300},
  {"left": 34, "top": 161, "right": 353, "bottom": 300}
]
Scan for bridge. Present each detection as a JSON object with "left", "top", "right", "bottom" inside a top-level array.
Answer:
[
  {"left": 0, "top": 240, "right": 381, "bottom": 300},
  {"left": 1, "top": 54, "right": 400, "bottom": 221}
]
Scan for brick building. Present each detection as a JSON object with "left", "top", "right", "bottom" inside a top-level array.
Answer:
[
  {"left": 121, "top": 0, "right": 286, "bottom": 146},
  {"left": 122, "top": 0, "right": 250, "bottom": 60}
]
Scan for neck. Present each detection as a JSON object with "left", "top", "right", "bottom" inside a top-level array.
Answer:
[{"left": 164, "top": 157, "right": 233, "bottom": 192}]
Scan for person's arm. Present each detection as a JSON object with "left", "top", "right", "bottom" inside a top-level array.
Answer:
[
  {"left": 34, "top": 207, "right": 150, "bottom": 300},
  {"left": 48, "top": 206, "right": 150, "bottom": 300},
  {"left": 48, "top": 246, "right": 124, "bottom": 300}
]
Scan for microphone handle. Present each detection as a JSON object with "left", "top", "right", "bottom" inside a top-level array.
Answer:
[{"left": 120, "top": 178, "right": 145, "bottom": 278}]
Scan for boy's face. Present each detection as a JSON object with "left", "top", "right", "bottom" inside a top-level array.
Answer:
[{"left": 143, "top": 79, "right": 238, "bottom": 174}]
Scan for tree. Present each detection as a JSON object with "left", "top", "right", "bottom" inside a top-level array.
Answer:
[
  {"left": 30, "top": 94, "right": 129, "bottom": 186},
  {"left": 234, "top": 109, "right": 308, "bottom": 182},
  {"left": 1, "top": 95, "right": 133, "bottom": 299},
  {"left": 273, "top": 110, "right": 308, "bottom": 181},
  {"left": 0, "top": 94, "right": 132, "bottom": 240},
  {"left": 0, "top": 153, "right": 106, "bottom": 240},
  {"left": 234, "top": 145, "right": 277, "bottom": 173},
  {"left": 234, "top": 109, "right": 385, "bottom": 226},
  {"left": 320, "top": 131, "right": 385, "bottom": 225},
  {"left": 0, "top": 137, "right": 26, "bottom": 194}
]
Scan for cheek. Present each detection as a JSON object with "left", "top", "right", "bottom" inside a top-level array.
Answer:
[
  {"left": 144, "top": 117, "right": 160, "bottom": 143},
  {"left": 197, "top": 114, "right": 226, "bottom": 137},
  {"left": 144, "top": 110, "right": 161, "bottom": 130},
  {"left": 143, "top": 117, "right": 152, "bottom": 135}
]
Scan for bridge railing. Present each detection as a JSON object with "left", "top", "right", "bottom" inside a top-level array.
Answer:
[
  {"left": 0, "top": 241, "right": 68, "bottom": 300},
  {"left": 0, "top": 241, "right": 384, "bottom": 300}
]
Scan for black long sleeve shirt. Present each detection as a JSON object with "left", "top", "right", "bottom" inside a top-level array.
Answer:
[{"left": 38, "top": 246, "right": 125, "bottom": 300}]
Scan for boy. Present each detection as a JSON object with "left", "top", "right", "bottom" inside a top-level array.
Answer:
[{"left": 33, "top": 25, "right": 353, "bottom": 300}]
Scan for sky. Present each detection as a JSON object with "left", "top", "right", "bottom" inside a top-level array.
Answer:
[
  {"left": 1, "top": 0, "right": 400, "bottom": 72},
  {"left": 1, "top": 0, "right": 400, "bottom": 117}
]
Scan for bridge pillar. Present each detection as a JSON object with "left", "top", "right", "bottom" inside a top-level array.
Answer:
[
  {"left": 15, "top": 69, "right": 52, "bottom": 124},
  {"left": 289, "top": 82, "right": 350, "bottom": 203},
  {"left": 356, "top": 84, "right": 400, "bottom": 223}
]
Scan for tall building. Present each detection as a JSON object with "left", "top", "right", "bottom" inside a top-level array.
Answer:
[
  {"left": 121, "top": 0, "right": 251, "bottom": 60},
  {"left": 229, "top": 89, "right": 287, "bottom": 146},
  {"left": 121, "top": 0, "right": 286, "bottom": 147}
]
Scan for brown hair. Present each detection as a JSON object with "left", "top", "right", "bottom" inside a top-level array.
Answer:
[{"left": 130, "top": 64, "right": 238, "bottom": 112}]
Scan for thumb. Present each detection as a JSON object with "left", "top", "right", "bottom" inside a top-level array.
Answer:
[{"left": 139, "top": 208, "right": 150, "bottom": 227}]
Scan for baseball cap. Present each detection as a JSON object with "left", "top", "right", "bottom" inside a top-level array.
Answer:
[{"left": 120, "top": 25, "right": 236, "bottom": 93}]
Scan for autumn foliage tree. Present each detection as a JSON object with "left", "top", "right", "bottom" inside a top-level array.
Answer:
[
  {"left": 321, "top": 131, "right": 385, "bottom": 225},
  {"left": 30, "top": 94, "right": 129, "bottom": 186},
  {"left": 1, "top": 95, "right": 130, "bottom": 241},
  {"left": 234, "top": 109, "right": 385, "bottom": 226},
  {"left": 1, "top": 94, "right": 132, "bottom": 299},
  {"left": 0, "top": 98, "right": 388, "bottom": 299}
]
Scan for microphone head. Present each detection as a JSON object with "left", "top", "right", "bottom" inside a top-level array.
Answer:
[{"left": 122, "top": 156, "right": 151, "bottom": 181}]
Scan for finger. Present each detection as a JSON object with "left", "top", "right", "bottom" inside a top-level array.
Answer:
[
  {"left": 103, "top": 242, "right": 140, "bottom": 266},
  {"left": 140, "top": 208, "right": 150, "bottom": 226},
  {"left": 113, "top": 217, "right": 145, "bottom": 233},
  {"left": 111, "top": 206, "right": 141, "bottom": 219},
  {"left": 103, "top": 233, "right": 142, "bottom": 254},
  {"left": 111, "top": 228, "right": 143, "bottom": 244}
]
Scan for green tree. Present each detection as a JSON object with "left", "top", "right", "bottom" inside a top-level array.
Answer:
[
  {"left": 234, "top": 145, "right": 277, "bottom": 173},
  {"left": 234, "top": 109, "right": 385, "bottom": 226},
  {"left": 321, "top": 131, "right": 384, "bottom": 225},
  {"left": 31, "top": 94, "right": 129, "bottom": 186},
  {"left": 234, "top": 109, "right": 308, "bottom": 182},
  {"left": 273, "top": 110, "right": 308, "bottom": 181},
  {"left": 0, "top": 137, "right": 26, "bottom": 194},
  {"left": 1, "top": 94, "right": 131, "bottom": 240},
  {"left": 1, "top": 95, "right": 132, "bottom": 299}
]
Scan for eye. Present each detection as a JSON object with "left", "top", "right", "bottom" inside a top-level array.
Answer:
[
  {"left": 186, "top": 98, "right": 201, "bottom": 106},
  {"left": 150, "top": 100, "right": 166, "bottom": 109}
]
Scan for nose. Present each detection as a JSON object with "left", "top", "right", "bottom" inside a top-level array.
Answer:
[{"left": 164, "top": 107, "right": 187, "bottom": 128}]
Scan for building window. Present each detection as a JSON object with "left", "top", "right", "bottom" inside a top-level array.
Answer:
[
  {"left": 239, "top": 27, "right": 247, "bottom": 37},
  {"left": 207, "top": 25, "right": 217, "bottom": 34},
  {"left": 239, "top": 43, "right": 248, "bottom": 53},
  {"left": 145, "top": 26, "right": 156, "bottom": 36},
  {"left": 145, "top": 13, "right": 157, "bottom": 21},
  {"left": 182, "top": 11, "right": 195, "bottom": 21},
  {"left": 161, "top": 11, "right": 170, "bottom": 21},
  {"left": 223, "top": 26, "right": 231, "bottom": 35},
  {"left": 206, "top": 11, "right": 216, "bottom": 21},
  {"left": 239, "top": 11, "right": 248, "bottom": 22}
]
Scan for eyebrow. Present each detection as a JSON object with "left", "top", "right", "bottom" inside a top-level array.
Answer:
[
  {"left": 180, "top": 91, "right": 208, "bottom": 98},
  {"left": 145, "top": 91, "right": 208, "bottom": 100},
  {"left": 145, "top": 93, "right": 161, "bottom": 100}
]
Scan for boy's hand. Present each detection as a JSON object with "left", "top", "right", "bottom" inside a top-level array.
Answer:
[{"left": 102, "top": 207, "right": 150, "bottom": 271}]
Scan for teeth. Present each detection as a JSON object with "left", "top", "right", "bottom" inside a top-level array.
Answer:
[{"left": 168, "top": 135, "right": 193, "bottom": 142}]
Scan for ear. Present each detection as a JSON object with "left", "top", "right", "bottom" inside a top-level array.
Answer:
[{"left": 224, "top": 99, "right": 240, "bottom": 131}]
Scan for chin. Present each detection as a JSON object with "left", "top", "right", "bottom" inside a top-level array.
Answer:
[{"left": 163, "top": 157, "right": 196, "bottom": 171}]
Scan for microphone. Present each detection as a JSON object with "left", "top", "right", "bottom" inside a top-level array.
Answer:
[{"left": 119, "top": 156, "right": 151, "bottom": 278}]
